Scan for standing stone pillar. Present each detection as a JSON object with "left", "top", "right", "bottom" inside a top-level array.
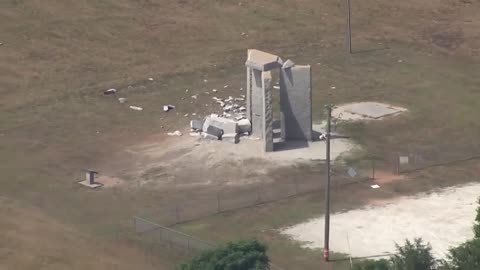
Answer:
[
  {"left": 246, "top": 67, "right": 252, "bottom": 122},
  {"left": 251, "top": 69, "right": 264, "bottom": 138},
  {"left": 262, "top": 71, "right": 274, "bottom": 152},
  {"left": 245, "top": 49, "right": 282, "bottom": 147},
  {"left": 280, "top": 65, "right": 313, "bottom": 141}
]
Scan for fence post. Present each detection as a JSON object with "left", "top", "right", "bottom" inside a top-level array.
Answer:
[
  {"left": 294, "top": 177, "right": 299, "bottom": 195},
  {"left": 175, "top": 205, "right": 180, "bottom": 224}
]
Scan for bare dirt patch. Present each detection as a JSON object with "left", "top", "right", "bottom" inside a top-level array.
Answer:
[{"left": 103, "top": 128, "right": 356, "bottom": 190}]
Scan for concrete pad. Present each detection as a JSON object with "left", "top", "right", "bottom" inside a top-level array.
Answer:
[
  {"left": 333, "top": 102, "right": 407, "bottom": 120},
  {"left": 245, "top": 49, "right": 282, "bottom": 71},
  {"left": 78, "top": 180, "right": 102, "bottom": 189}
]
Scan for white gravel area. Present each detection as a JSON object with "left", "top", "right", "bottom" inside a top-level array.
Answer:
[{"left": 282, "top": 183, "right": 480, "bottom": 258}]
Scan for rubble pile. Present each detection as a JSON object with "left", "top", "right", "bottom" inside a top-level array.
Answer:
[{"left": 190, "top": 114, "right": 251, "bottom": 144}]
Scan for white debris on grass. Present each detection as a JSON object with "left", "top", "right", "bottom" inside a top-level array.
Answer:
[
  {"left": 129, "top": 106, "right": 143, "bottom": 111},
  {"left": 167, "top": 130, "right": 183, "bottom": 136},
  {"left": 104, "top": 88, "right": 117, "bottom": 95},
  {"left": 163, "top": 105, "right": 175, "bottom": 112}
]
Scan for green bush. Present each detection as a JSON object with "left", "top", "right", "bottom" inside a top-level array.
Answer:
[
  {"left": 353, "top": 258, "right": 391, "bottom": 270},
  {"left": 392, "top": 238, "right": 436, "bottom": 270},
  {"left": 178, "top": 239, "right": 269, "bottom": 270}
]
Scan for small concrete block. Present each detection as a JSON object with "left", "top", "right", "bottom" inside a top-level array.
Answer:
[
  {"left": 206, "top": 125, "right": 223, "bottom": 138},
  {"left": 245, "top": 49, "right": 282, "bottom": 71},
  {"left": 237, "top": 119, "right": 252, "bottom": 133},
  {"left": 222, "top": 133, "right": 240, "bottom": 144},
  {"left": 190, "top": 119, "right": 204, "bottom": 130},
  {"left": 78, "top": 180, "right": 102, "bottom": 189}
]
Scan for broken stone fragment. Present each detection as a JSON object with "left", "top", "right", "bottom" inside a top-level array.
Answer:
[
  {"left": 129, "top": 106, "right": 143, "bottom": 111},
  {"left": 163, "top": 105, "right": 175, "bottom": 112},
  {"left": 167, "top": 130, "right": 182, "bottom": 136},
  {"left": 222, "top": 133, "right": 240, "bottom": 144},
  {"left": 104, "top": 88, "right": 117, "bottom": 95},
  {"left": 237, "top": 119, "right": 252, "bottom": 133},
  {"left": 190, "top": 119, "right": 204, "bottom": 131}
]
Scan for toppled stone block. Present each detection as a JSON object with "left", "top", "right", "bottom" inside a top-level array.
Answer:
[
  {"left": 237, "top": 119, "right": 252, "bottom": 133},
  {"left": 202, "top": 132, "right": 220, "bottom": 140},
  {"left": 190, "top": 119, "right": 204, "bottom": 131},
  {"left": 245, "top": 49, "right": 282, "bottom": 71},
  {"left": 206, "top": 125, "right": 223, "bottom": 138},
  {"left": 203, "top": 115, "right": 238, "bottom": 134},
  {"left": 222, "top": 133, "right": 240, "bottom": 144}
]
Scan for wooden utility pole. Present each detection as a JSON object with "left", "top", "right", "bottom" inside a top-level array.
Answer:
[
  {"left": 345, "top": 0, "right": 352, "bottom": 53},
  {"left": 324, "top": 104, "right": 333, "bottom": 262}
]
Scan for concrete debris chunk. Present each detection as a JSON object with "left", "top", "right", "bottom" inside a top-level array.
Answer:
[
  {"left": 191, "top": 95, "right": 198, "bottom": 99},
  {"left": 213, "top": 97, "right": 222, "bottom": 101},
  {"left": 212, "top": 89, "right": 218, "bottom": 93},
  {"left": 224, "top": 85, "right": 229, "bottom": 88},
  {"left": 189, "top": 132, "right": 201, "bottom": 137},
  {"left": 224, "top": 96, "right": 233, "bottom": 102},
  {"left": 148, "top": 77, "right": 154, "bottom": 81},
  {"left": 163, "top": 105, "right": 175, "bottom": 112},
  {"left": 239, "top": 106, "right": 246, "bottom": 112},
  {"left": 129, "top": 106, "right": 143, "bottom": 111},
  {"left": 104, "top": 88, "right": 117, "bottom": 95},
  {"left": 167, "top": 130, "right": 182, "bottom": 136},
  {"left": 222, "top": 133, "right": 240, "bottom": 144},
  {"left": 237, "top": 119, "right": 252, "bottom": 133},
  {"left": 235, "top": 97, "right": 245, "bottom": 101},
  {"left": 223, "top": 105, "right": 233, "bottom": 111},
  {"left": 118, "top": 98, "right": 127, "bottom": 103},
  {"left": 190, "top": 119, "right": 204, "bottom": 131}
]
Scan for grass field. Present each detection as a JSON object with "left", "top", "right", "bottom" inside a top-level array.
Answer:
[{"left": 1, "top": 0, "right": 480, "bottom": 269}]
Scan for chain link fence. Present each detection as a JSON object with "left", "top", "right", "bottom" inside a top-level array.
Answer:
[
  {"left": 133, "top": 216, "right": 285, "bottom": 270},
  {"left": 141, "top": 163, "right": 371, "bottom": 226}
]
